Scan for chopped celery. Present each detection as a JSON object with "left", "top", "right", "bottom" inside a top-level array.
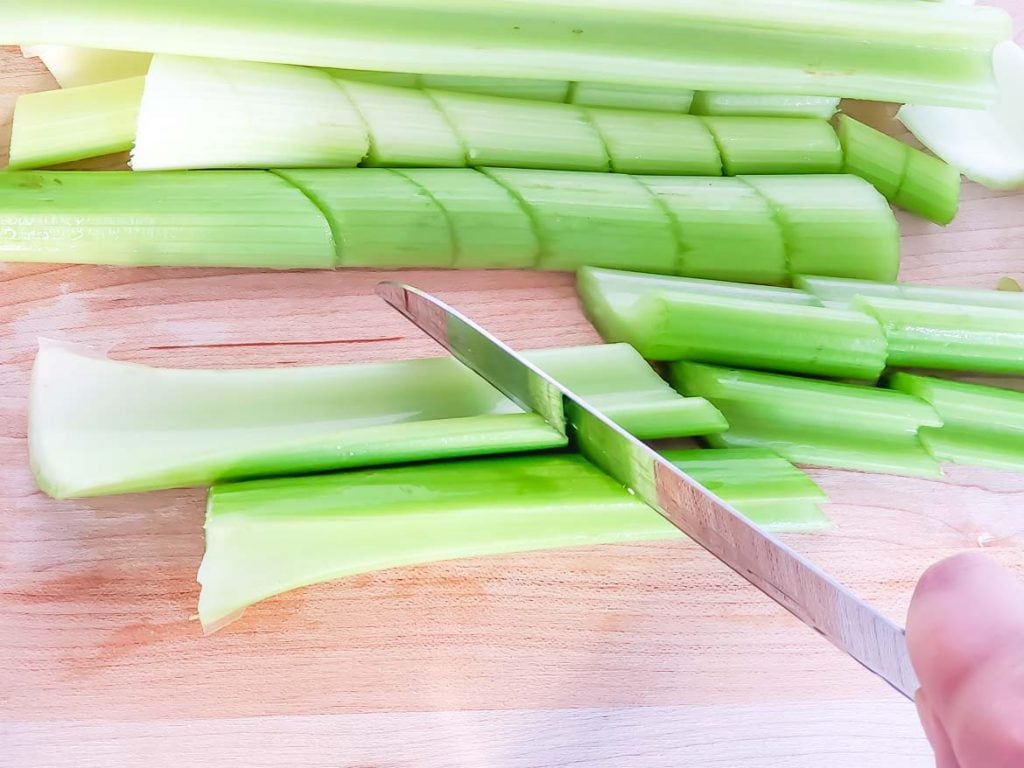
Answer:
[
  {"left": 483, "top": 169, "right": 678, "bottom": 274},
  {"left": 888, "top": 373, "right": 1024, "bottom": 472},
  {"left": 325, "top": 68, "right": 421, "bottom": 89},
  {"left": 395, "top": 169, "right": 540, "bottom": 268},
  {"left": 9, "top": 76, "right": 144, "bottom": 170},
  {"left": 741, "top": 175, "right": 900, "bottom": 282},
  {"left": 639, "top": 177, "right": 790, "bottom": 285},
  {"left": 275, "top": 168, "right": 453, "bottom": 268},
  {"left": 701, "top": 116, "right": 843, "bottom": 176},
  {"left": 571, "top": 82, "right": 695, "bottom": 113},
  {"left": 691, "top": 92, "right": 840, "bottom": 120},
  {"left": 836, "top": 115, "right": 960, "bottom": 224},
  {"left": 429, "top": 90, "right": 608, "bottom": 172},
  {"left": 0, "top": 170, "right": 335, "bottom": 269},
  {"left": 133, "top": 55, "right": 369, "bottom": 171},
  {"left": 795, "top": 274, "right": 1024, "bottom": 311},
  {"left": 22, "top": 44, "right": 151, "bottom": 87},
  {"left": 338, "top": 80, "right": 463, "bottom": 168},
  {"left": 30, "top": 341, "right": 722, "bottom": 499},
  {"left": 584, "top": 110, "right": 721, "bottom": 176},
  {"left": 199, "top": 449, "right": 827, "bottom": 631},
  {"left": 420, "top": 74, "right": 570, "bottom": 103},
  {"left": 672, "top": 362, "right": 944, "bottom": 477},
  {"left": 4, "top": 0, "right": 1009, "bottom": 106},
  {"left": 854, "top": 295, "right": 1024, "bottom": 374}
]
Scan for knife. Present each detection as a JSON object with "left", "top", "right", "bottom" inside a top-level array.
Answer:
[{"left": 377, "top": 281, "right": 919, "bottom": 700}]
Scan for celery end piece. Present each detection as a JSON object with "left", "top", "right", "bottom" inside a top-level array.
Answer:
[
  {"left": 23, "top": 44, "right": 152, "bottom": 87},
  {"left": 692, "top": 92, "right": 840, "bottom": 120},
  {"left": 9, "top": 75, "right": 144, "bottom": 170},
  {"left": 572, "top": 82, "right": 695, "bottom": 113},
  {"left": 585, "top": 109, "right": 721, "bottom": 176},
  {"left": 701, "top": 116, "right": 843, "bottom": 176}
]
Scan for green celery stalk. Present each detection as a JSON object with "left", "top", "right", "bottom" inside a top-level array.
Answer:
[
  {"left": 199, "top": 449, "right": 827, "bottom": 631},
  {"left": 794, "top": 274, "right": 1024, "bottom": 311},
  {"left": 583, "top": 110, "right": 721, "bottom": 176},
  {"left": 420, "top": 74, "right": 571, "bottom": 103},
  {"left": 691, "top": 92, "right": 840, "bottom": 120},
  {"left": 888, "top": 373, "right": 1024, "bottom": 472},
  {"left": 701, "top": 116, "right": 843, "bottom": 175},
  {"left": 8, "top": 76, "right": 144, "bottom": 170},
  {"left": 836, "top": 115, "right": 960, "bottom": 224},
  {"left": 854, "top": 295, "right": 1024, "bottom": 375},
  {"left": 30, "top": 341, "right": 723, "bottom": 499},
  {"left": 22, "top": 44, "right": 151, "bottom": 87},
  {"left": 3, "top": 0, "right": 1009, "bottom": 106},
  {"left": 571, "top": 82, "right": 695, "bottom": 113},
  {"left": 672, "top": 362, "right": 944, "bottom": 476}
]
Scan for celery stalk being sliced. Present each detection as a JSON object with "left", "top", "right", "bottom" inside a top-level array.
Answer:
[
  {"left": 888, "top": 373, "right": 1024, "bottom": 472},
  {"left": 30, "top": 341, "right": 724, "bottom": 499},
  {"left": 672, "top": 362, "right": 944, "bottom": 477},
  {"left": 22, "top": 44, "right": 151, "bottom": 87},
  {"left": 692, "top": 93, "right": 840, "bottom": 120},
  {"left": 701, "top": 116, "right": 843, "bottom": 176},
  {"left": 4, "top": 0, "right": 1009, "bottom": 106},
  {"left": 8, "top": 76, "right": 144, "bottom": 170},
  {"left": 795, "top": 274, "right": 1024, "bottom": 311},
  {"left": 199, "top": 449, "right": 827, "bottom": 631},
  {"left": 584, "top": 110, "right": 721, "bottom": 176}
]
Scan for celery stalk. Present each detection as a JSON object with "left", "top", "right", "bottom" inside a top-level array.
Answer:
[
  {"left": 854, "top": 295, "right": 1024, "bottom": 374},
  {"left": 571, "top": 82, "right": 695, "bottom": 113},
  {"left": 701, "top": 116, "right": 843, "bottom": 176},
  {"left": 672, "top": 362, "right": 944, "bottom": 477},
  {"left": 199, "top": 449, "right": 827, "bottom": 631},
  {"left": 30, "top": 341, "right": 723, "bottom": 499},
  {"left": 888, "top": 373, "right": 1024, "bottom": 472},
  {"left": 692, "top": 93, "right": 840, "bottom": 120},
  {"left": 584, "top": 110, "right": 721, "bottom": 176},
  {"left": 22, "top": 44, "right": 151, "bottom": 87},
  {"left": 795, "top": 274, "right": 1024, "bottom": 311},
  {"left": 421, "top": 74, "right": 570, "bottom": 103},
  {"left": 3, "top": 0, "right": 1009, "bottom": 106},
  {"left": 8, "top": 76, "right": 144, "bottom": 170}
]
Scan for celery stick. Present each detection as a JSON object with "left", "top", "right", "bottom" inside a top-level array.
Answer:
[
  {"left": 692, "top": 93, "right": 840, "bottom": 120},
  {"left": 199, "top": 449, "right": 827, "bottom": 631},
  {"left": 395, "top": 169, "right": 540, "bottom": 268},
  {"left": 484, "top": 168, "right": 678, "bottom": 274},
  {"left": 639, "top": 177, "right": 789, "bottom": 284},
  {"left": 0, "top": 170, "right": 335, "bottom": 268},
  {"left": 888, "top": 373, "right": 1024, "bottom": 472},
  {"left": 742, "top": 175, "right": 900, "bottom": 282},
  {"left": 895, "top": 149, "right": 962, "bottom": 227},
  {"left": 338, "top": 80, "right": 463, "bottom": 168},
  {"left": 8, "top": 76, "right": 143, "bottom": 170},
  {"left": 5, "top": 0, "right": 1009, "bottom": 107},
  {"left": 325, "top": 68, "right": 421, "bottom": 88},
  {"left": 577, "top": 266, "right": 821, "bottom": 343},
  {"left": 31, "top": 341, "right": 721, "bottom": 499},
  {"left": 701, "top": 117, "right": 843, "bottom": 176},
  {"left": 795, "top": 275, "right": 1024, "bottom": 311},
  {"left": 585, "top": 109, "right": 721, "bottom": 176},
  {"left": 855, "top": 295, "right": 1024, "bottom": 374},
  {"left": 421, "top": 74, "right": 570, "bottom": 103},
  {"left": 572, "top": 82, "right": 695, "bottom": 113},
  {"left": 672, "top": 362, "right": 943, "bottom": 476},
  {"left": 22, "top": 44, "right": 151, "bottom": 87},
  {"left": 275, "top": 169, "right": 454, "bottom": 268}
]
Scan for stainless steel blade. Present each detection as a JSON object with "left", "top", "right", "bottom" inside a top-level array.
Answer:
[{"left": 377, "top": 281, "right": 919, "bottom": 700}]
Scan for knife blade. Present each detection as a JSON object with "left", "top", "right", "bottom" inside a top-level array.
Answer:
[{"left": 377, "top": 281, "right": 919, "bottom": 700}]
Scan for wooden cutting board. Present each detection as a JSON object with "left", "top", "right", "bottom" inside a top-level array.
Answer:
[{"left": 2, "top": 6, "right": 1023, "bottom": 763}]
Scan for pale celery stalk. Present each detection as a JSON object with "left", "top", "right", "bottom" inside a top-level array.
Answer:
[
  {"left": 21, "top": 44, "right": 151, "bottom": 87},
  {"left": 794, "top": 274, "right": 1024, "bottom": 311},
  {"left": 571, "top": 82, "right": 695, "bottom": 113},
  {"left": 692, "top": 93, "right": 840, "bottom": 120},
  {"left": 8, "top": 76, "right": 143, "bottom": 170},
  {"left": 3, "top": 0, "right": 1009, "bottom": 106},
  {"left": 199, "top": 449, "right": 826, "bottom": 631},
  {"left": 672, "top": 362, "right": 944, "bottom": 476},
  {"left": 888, "top": 373, "right": 1024, "bottom": 472},
  {"left": 30, "top": 341, "right": 724, "bottom": 499}
]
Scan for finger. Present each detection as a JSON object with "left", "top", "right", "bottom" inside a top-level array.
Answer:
[
  {"left": 916, "top": 690, "right": 960, "bottom": 768},
  {"left": 943, "top": 650, "right": 1024, "bottom": 768}
]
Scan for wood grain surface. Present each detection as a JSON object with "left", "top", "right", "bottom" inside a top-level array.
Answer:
[{"left": 2, "top": 5, "right": 1023, "bottom": 765}]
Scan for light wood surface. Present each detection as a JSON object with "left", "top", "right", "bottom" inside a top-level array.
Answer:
[{"left": 2, "top": 5, "right": 1023, "bottom": 764}]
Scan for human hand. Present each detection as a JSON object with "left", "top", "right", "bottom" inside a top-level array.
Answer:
[{"left": 907, "top": 552, "right": 1024, "bottom": 767}]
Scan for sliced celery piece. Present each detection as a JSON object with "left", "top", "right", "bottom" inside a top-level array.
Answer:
[
  {"left": 701, "top": 117, "right": 843, "bottom": 176},
  {"left": 742, "top": 175, "right": 900, "bottom": 282},
  {"left": 275, "top": 168, "right": 453, "bottom": 267},
  {"left": 855, "top": 295, "right": 1024, "bottom": 374},
  {"left": 691, "top": 92, "right": 840, "bottom": 120},
  {"left": 0, "top": 170, "right": 334, "bottom": 268},
  {"left": 133, "top": 55, "right": 369, "bottom": 171},
  {"left": 571, "top": 82, "right": 695, "bottom": 113},
  {"left": 396, "top": 169, "right": 540, "bottom": 268},
  {"left": 421, "top": 74, "right": 569, "bottom": 103},
  {"left": 672, "top": 362, "right": 943, "bottom": 477},
  {"left": 585, "top": 109, "right": 721, "bottom": 176},
  {"left": 577, "top": 266, "right": 821, "bottom": 344},
  {"left": 795, "top": 274, "right": 1024, "bottom": 311},
  {"left": 895, "top": 149, "right": 962, "bottom": 227},
  {"left": 22, "top": 44, "right": 151, "bottom": 87},
  {"left": 430, "top": 90, "right": 608, "bottom": 172},
  {"left": 5, "top": 0, "right": 1009, "bottom": 107},
  {"left": 339, "top": 80, "right": 464, "bottom": 168},
  {"left": 199, "top": 449, "right": 828, "bottom": 631},
  {"left": 9, "top": 76, "right": 144, "bottom": 170},
  {"left": 484, "top": 168, "right": 677, "bottom": 274},
  {"left": 325, "top": 68, "right": 421, "bottom": 88},
  {"left": 888, "top": 373, "right": 1024, "bottom": 472},
  {"left": 639, "top": 176, "right": 789, "bottom": 285}
]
